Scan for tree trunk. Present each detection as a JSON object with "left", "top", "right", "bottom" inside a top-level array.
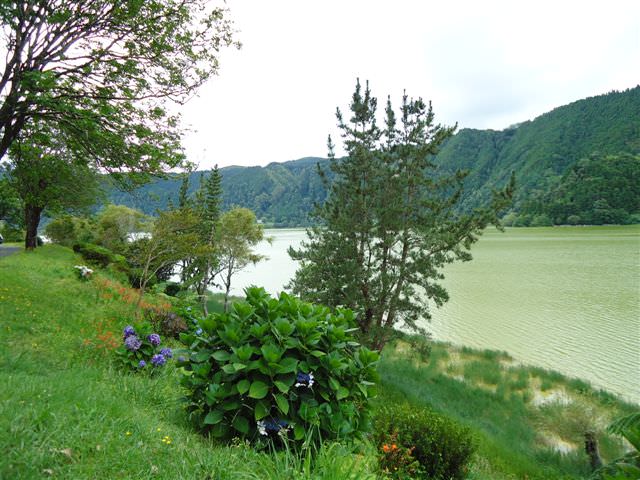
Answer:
[
  {"left": 584, "top": 430, "right": 602, "bottom": 471},
  {"left": 24, "top": 203, "right": 43, "bottom": 250}
]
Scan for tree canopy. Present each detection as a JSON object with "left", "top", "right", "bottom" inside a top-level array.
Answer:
[{"left": 0, "top": 0, "right": 238, "bottom": 172}]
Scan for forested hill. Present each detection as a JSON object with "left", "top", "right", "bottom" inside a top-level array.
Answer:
[
  {"left": 435, "top": 86, "right": 640, "bottom": 215},
  {"left": 108, "top": 157, "right": 331, "bottom": 227},
  {"left": 109, "top": 87, "right": 640, "bottom": 226}
]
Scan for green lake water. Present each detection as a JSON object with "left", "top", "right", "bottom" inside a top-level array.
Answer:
[{"left": 231, "top": 226, "right": 640, "bottom": 402}]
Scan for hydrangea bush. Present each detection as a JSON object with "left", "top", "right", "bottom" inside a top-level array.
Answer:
[
  {"left": 115, "top": 323, "right": 172, "bottom": 372},
  {"left": 178, "top": 287, "right": 379, "bottom": 446}
]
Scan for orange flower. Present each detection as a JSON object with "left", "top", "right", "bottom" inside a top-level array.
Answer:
[
  {"left": 382, "top": 444, "right": 390, "bottom": 453},
  {"left": 391, "top": 444, "right": 397, "bottom": 451}
]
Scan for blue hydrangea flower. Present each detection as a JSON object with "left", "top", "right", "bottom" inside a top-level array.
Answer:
[
  {"left": 138, "top": 360, "right": 147, "bottom": 368},
  {"left": 151, "top": 354, "right": 166, "bottom": 367},
  {"left": 195, "top": 328, "right": 203, "bottom": 335},
  {"left": 147, "top": 333, "right": 161, "bottom": 346},
  {"left": 123, "top": 325, "right": 135, "bottom": 339},
  {"left": 295, "top": 372, "right": 314, "bottom": 388},
  {"left": 124, "top": 335, "right": 142, "bottom": 351},
  {"left": 160, "top": 348, "right": 172, "bottom": 358}
]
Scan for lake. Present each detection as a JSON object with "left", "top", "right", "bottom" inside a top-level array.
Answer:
[{"left": 230, "top": 226, "right": 640, "bottom": 403}]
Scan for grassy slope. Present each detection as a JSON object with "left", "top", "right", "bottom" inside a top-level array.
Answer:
[
  {"left": 0, "top": 246, "right": 375, "bottom": 480},
  {"left": 1, "top": 246, "right": 635, "bottom": 479},
  {"left": 379, "top": 341, "right": 637, "bottom": 479}
]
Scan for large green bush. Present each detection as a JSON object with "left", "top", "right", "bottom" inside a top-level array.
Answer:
[
  {"left": 179, "top": 287, "right": 379, "bottom": 446},
  {"left": 373, "top": 402, "right": 476, "bottom": 480}
]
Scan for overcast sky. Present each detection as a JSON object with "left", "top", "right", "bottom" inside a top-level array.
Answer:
[{"left": 181, "top": 0, "right": 640, "bottom": 169}]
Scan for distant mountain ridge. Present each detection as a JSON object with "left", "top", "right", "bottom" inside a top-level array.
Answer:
[{"left": 109, "top": 86, "right": 640, "bottom": 226}]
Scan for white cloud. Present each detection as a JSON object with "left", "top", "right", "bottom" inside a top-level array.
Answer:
[{"left": 181, "top": 0, "right": 640, "bottom": 168}]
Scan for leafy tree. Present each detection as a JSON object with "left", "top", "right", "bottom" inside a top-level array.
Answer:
[
  {"left": 94, "top": 204, "right": 149, "bottom": 253},
  {"left": 289, "top": 80, "right": 513, "bottom": 349},
  {"left": 128, "top": 208, "right": 204, "bottom": 310},
  {"left": 217, "top": 207, "right": 267, "bottom": 312},
  {"left": 0, "top": 0, "right": 238, "bottom": 167},
  {"left": 6, "top": 120, "right": 100, "bottom": 248}
]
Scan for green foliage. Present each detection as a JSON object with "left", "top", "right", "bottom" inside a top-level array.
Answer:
[
  {"left": 107, "top": 158, "right": 332, "bottom": 227},
  {"left": 520, "top": 153, "right": 640, "bottom": 225},
  {"left": 94, "top": 204, "right": 150, "bottom": 252},
  {"left": 217, "top": 207, "right": 268, "bottom": 311},
  {"left": 0, "top": 176, "right": 22, "bottom": 229},
  {"left": 73, "top": 242, "right": 127, "bottom": 270},
  {"left": 45, "top": 214, "right": 95, "bottom": 247},
  {"left": 436, "top": 87, "right": 640, "bottom": 217},
  {"left": 373, "top": 402, "right": 476, "bottom": 479},
  {"left": 592, "top": 413, "right": 640, "bottom": 480},
  {"left": 289, "top": 80, "right": 513, "bottom": 348},
  {"left": 179, "top": 287, "right": 379, "bottom": 446},
  {"left": 0, "top": 0, "right": 238, "bottom": 176}
]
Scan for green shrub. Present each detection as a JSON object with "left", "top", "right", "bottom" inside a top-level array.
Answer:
[
  {"left": 73, "top": 242, "right": 127, "bottom": 269},
  {"left": 373, "top": 402, "right": 476, "bottom": 480},
  {"left": 178, "top": 287, "right": 379, "bottom": 447}
]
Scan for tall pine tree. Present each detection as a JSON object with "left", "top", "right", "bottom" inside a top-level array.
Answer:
[{"left": 289, "top": 80, "right": 514, "bottom": 349}]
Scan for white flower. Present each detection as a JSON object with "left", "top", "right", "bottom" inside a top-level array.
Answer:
[{"left": 257, "top": 420, "right": 267, "bottom": 436}]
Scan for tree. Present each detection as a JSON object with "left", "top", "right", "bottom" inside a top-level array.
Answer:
[
  {"left": 217, "top": 207, "right": 267, "bottom": 312},
  {"left": 0, "top": 1, "right": 237, "bottom": 169},
  {"left": 6, "top": 120, "right": 101, "bottom": 248},
  {"left": 177, "top": 167, "right": 224, "bottom": 314},
  {"left": 94, "top": 204, "right": 149, "bottom": 252},
  {"left": 289, "top": 80, "right": 514, "bottom": 349},
  {"left": 128, "top": 208, "right": 204, "bottom": 310}
]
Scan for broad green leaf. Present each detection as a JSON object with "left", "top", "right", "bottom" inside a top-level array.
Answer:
[
  {"left": 261, "top": 343, "right": 283, "bottom": 363},
  {"left": 276, "top": 357, "right": 298, "bottom": 374},
  {"left": 336, "top": 386, "right": 349, "bottom": 400},
  {"left": 274, "top": 393, "right": 289, "bottom": 415},
  {"left": 294, "top": 423, "right": 305, "bottom": 440},
  {"left": 212, "top": 350, "right": 231, "bottom": 362},
  {"left": 192, "top": 350, "right": 212, "bottom": 362},
  {"left": 237, "top": 379, "right": 250, "bottom": 395},
  {"left": 232, "top": 415, "right": 249, "bottom": 434},
  {"left": 249, "top": 380, "right": 269, "bottom": 399},
  {"left": 274, "top": 380, "right": 290, "bottom": 393},
  {"left": 328, "top": 376, "right": 340, "bottom": 391},
  {"left": 254, "top": 400, "right": 269, "bottom": 420},
  {"left": 204, "top": 409, "right": 223, "bottom": 425}
]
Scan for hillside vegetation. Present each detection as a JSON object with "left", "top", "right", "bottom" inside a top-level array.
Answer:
[
  {"left": 1, "top": 246, "right": 636, "bottom": 479},
  {"left": 107, "top": 87, "right": 640, "bottom": 226}
]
